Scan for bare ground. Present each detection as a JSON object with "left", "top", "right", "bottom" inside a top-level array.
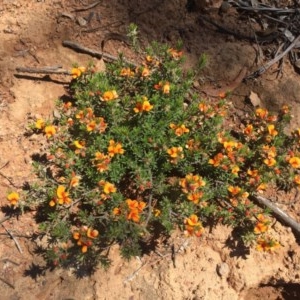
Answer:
[{"left": 1, "top": 0, "right": 300, "bottom": 299}]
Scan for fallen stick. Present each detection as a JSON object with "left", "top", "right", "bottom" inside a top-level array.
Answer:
[
  {"left": 62, "top": 40, "right": 138, "bottom": 66},
  {"left": 2, "top": 224, "right": 23, "bottom": 254},
  {"left": 15, "top": 66, "right": 71, "bottom": 75},
  {"left": 71, "top": 0, "right": 102, "bottom": 12},
  {"left": 252, "top": 194, "right": 300, "bottom": 236},
  {"left": 246, "top": 35, "right": 300, "bottom": 78}
]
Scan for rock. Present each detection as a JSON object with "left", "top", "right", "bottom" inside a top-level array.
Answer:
[{"left": 216, "top": 262, "right": 230, "bottom": 278}]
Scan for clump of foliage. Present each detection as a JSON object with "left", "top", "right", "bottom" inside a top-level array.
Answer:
[{"left": 6, "top": 39, "right": 300, "bottom": 268}]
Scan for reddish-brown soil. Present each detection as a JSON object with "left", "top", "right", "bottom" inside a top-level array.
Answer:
[{"left": 1, "top": 1, "right": 300, "bottom": 299}]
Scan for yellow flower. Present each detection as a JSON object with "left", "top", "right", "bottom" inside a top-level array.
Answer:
[
  {"left": 228, "top": 186, "right": 241, "bottom": 196},
  {"left": 267, "top": 124, "right": 278, "bottom": 137},
  {"left": 289, "top": 157, "right": 300, "bottom": 168},
  {"left": 44, "top": 125, "right": 56, "bottom": 138},
  {"left": 7, "top": 192, "right": 20, "bottom": 206},
  {"left": 141, "top": 67, "right": 150, "bottom": 77},
  {"left": 231, "top": 165, "right": 240, "bottom": 175},
  {"left": 102, "top": 90, "right": 118, "bottom": 101},
  {"left": 133, "top": 97, "right": 153, "bottom": 113},
  {"left": 73, "top": 140, "right": 85, "bottom": 149},
  {"left": 101, "top": 181, "right": 116, "bottom": 194},
  {"left": 163, "top": 82, "right": 170, "bottom": 94},
  {"left": 35, "top": 119, "right": 45, "bottom": 130}
]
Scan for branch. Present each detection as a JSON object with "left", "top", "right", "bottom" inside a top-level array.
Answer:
[
  {"left": 252, "top": 194, "right": 300, "bottom": 236},
  {"left": 62, "top": 40, "right": 138, "bottom": 66}
]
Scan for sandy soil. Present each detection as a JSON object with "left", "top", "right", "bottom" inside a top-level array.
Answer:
[{"left": 0, "top": 0, "right": 300, "bottom": 299}]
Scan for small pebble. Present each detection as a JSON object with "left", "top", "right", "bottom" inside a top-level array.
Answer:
[{"left": 216, "top": 262, "right": 230, "bottom": 278}]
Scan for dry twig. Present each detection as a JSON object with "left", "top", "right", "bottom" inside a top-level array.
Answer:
[
  {"left": 2, "top": 224, "right": 23, "bottom": 254},
  {"left": 62, "top": 40, "right": 138, "bottom": 66},
  {"left": 252, "top": 194, "right": 300, "bottom": 236}
]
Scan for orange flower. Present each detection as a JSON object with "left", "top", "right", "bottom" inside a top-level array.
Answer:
[
  {"left": 94, "top": 152, "right": 111, "bottom": 172},
  {"left": 127, "top": 208, "right": 140, "bottom": 222},
  {"left": 87, "top": 228, "right": 99, "bottom": 239},
  {"left": 71, "top": 66, "right": 86, "bottom": 79},
  {"left": 120, "top": 67, "right": 134, "bottom": 77},
  {"left": 294, "top": 175, "right": 300, "bottom": 185},
  {"left": 167, "top": 146, "right": 183, "bottom": 158},
  {"left": 56, "top": 185, "right": 72, "bottom": 205},
  {"left": 263, "top": 157, "right": 276, "bottom": 167},
  {"left": 228, "top": 186, "right": 241, "bottom": 196},
  {"left": 102, "top": 90, "right": 118, "bottom": 101},
  {"left": 209, "top": 153, "right": 224, "bottom": 167},
  {"left": 256, "top": 183, "right": 267, "bottom": 191},
  {"left": 170, "top": 123, "right": 189, "bottom": 136},
  {"left": 244, "top": 124, "right": 253, "bottom": 136},
  {"left": 113, "top": 207, "right": 121, "bottom": 215},
  {"left": 256, "top": 238, "right": 280, "bottom": 252},
  {"left": 7, "top": 192, "right": 20, "bottom": 206},
  {"left": 126, "top": 199, "right": 138, "bottom": 210},
  {"left": 168, "top": 48, "right": 183, "bottom": 60},
  {"left": 44, "top": 125, "right": 56, "bottom": 138},
  {"left": 281, "top": 105, "right": 289, "bottom": 114},
  {"left": 198, "top": 102, "right": 209, "bottom": 113},
  {"left": 98, "top": 180, "right": 116, "bottom": 194},
  {"left": 256, "top": 108, "right": 268, "bottom": 119},
  {"left": 254, "top": 222, "right": 269, "bottom": 234},
  {"left": 184, "top": 214, "right": 203, "bottom": 237},
  {"left": 289, "top": 157, "right": 300, "bottom": 168},
  {"left": 108, "top": 140, "right": 125, "bottom": 157},
  {"left": 187, "top": 191, "right": 203, "bottom": 204},
  {"left": 87, "top": 120, "right": 96, "bottom": 132},
  {"left": 70, "top": 174, "right": 81, "bottom": 188}
]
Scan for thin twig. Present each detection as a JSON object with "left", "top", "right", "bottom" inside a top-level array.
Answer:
[
  {"left": 246, "top": 35, "right": 300, "bottom": 78},
  {"left": 62, "top": 40, "right": 138, "bottom": 66},
  {"left": 0, "top": 216, "right": 11, "bottom": 225},
  {"left": 0, "top": 161, "right": 9, "bottom": 170},
  {"left": 0, "top": 277, "right": 15, "bottom": 289},
  {"left": 2, "top": 224, "right": 23, "bottom": 254},
  {"left": 15, "top": 66, "right": 71, "bottom": 75},
  {"left": 0, "top": 171, "right": 20, "bottom": 188},
  {"left": 252, "top": 194, "right": 300, "bottom": 236},
  {"left": 71, "top": 0, "right": 102, "bottom": 12}
]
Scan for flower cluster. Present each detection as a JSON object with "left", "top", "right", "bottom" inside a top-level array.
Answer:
[
  {"left": 49, "top": 185, "right": 72, "bottom": 206},
  {"left": 125, "top": 199, "right": 146, "bottom": 223},
  {"left": 179, "top": 174, "right": 206, "bottom": 204},
  {"left": 184, "top": 214, "right": 203, "bottom": 237},
  {"left": 73, "top": 226, "right": 99, "bottom": 253}
]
